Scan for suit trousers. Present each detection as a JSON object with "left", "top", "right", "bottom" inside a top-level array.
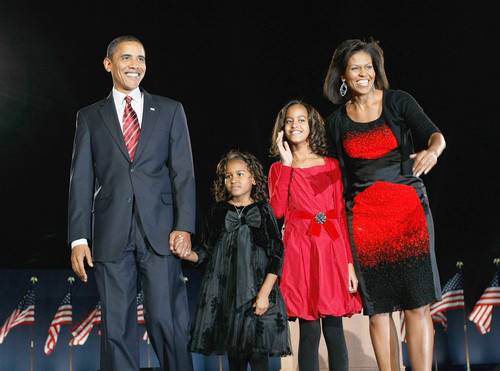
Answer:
[{"left": 94, "top": 203, "right": 193, "bottom": 371}]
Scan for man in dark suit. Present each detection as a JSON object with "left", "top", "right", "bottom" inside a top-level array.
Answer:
[{"left": 68, "top": 35, "right": 195, "bottom": 371}]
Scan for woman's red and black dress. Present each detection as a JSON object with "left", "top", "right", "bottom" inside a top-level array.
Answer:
[{"left": 327, "top": 89, "right": 442, "bottom": 315}]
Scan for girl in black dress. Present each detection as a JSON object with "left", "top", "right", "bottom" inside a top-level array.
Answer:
[{"left": 172, "top": 150, "right": 291, "bottom": 371}]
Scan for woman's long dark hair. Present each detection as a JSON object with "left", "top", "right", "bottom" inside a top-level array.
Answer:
[{"left": 323, "top": 38, "right": 390, "bottom": 105}]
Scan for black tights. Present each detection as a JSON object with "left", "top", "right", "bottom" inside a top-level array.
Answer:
[
  {"left": 298, "top": 316, "right": 348, "bottom": 371},
  {"left": 227, "top": 352, "right": 269, "bottom": 371}
]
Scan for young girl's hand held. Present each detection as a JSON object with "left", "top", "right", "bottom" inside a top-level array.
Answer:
[
  {"left": 253, "top": 273, "right": 278, "bottom": 315},
  {"left": 253, "top": 294, "right": 270, "bottom": 316},
  {"left": 348, "top": 263, "right": 358, "bottom": 293}
]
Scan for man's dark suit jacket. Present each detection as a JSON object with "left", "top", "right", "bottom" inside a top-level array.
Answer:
[{"left": 68, "top": 88, "right": 196, "bottom": 261}]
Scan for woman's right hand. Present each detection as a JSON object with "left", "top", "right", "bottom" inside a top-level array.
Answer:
[{"left": 276, "top": 131, "right": 293, "bottom": 166}]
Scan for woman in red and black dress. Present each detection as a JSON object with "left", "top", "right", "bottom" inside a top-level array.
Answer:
[{"left": 323, "top": 39, "right": 446, "bottom": 371}]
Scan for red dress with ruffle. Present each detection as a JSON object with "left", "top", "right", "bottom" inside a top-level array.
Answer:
[{"left": 269, "top": 158, "right": 362, "bottom": 320}]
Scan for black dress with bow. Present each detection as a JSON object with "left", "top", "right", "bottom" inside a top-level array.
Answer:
[{"left": 190, "top": 201, "right": 291, "bottom": 358}]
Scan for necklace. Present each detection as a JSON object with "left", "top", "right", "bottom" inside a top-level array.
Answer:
[
  {"left": 234, "top": 205, "right": 246, "bottom": 219},
  {"left": 229, "top": 202, "right": 249, "bottom": 219},
  {"left": 292, "top": 152, "right": 315, "bottom": 168}
]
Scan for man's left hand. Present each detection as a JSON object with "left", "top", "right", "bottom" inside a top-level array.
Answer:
[{"left": 169, "top": 231, "right": 191, "bottom": 258}]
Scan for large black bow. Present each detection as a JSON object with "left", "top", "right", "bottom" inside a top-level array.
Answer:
[
  {"left": 225, "top": 206, "right": 262, "bottom": 232},
  {"left": 225, "top": 206, "right": 261, "bottom": 308}
]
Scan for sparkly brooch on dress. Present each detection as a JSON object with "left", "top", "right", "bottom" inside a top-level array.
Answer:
[{"left": 315, "top": 212, "right": 327, "bottom": 224}]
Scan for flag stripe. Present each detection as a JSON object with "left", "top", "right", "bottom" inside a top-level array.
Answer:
[
  {"left": 0, "top": 289, "right": 35, "bottom": 344},
  {"left": 468, "top": 268, "right": 499, "bottom": 334},
  {"left": 70, "top": 303, "right": 101, "bottom": 346},
  {"left": 44, "top": 292, "right": 72, "bottom": 355}
]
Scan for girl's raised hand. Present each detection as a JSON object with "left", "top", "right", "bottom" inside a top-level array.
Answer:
[{"left": 276, "top": 131, "right": 293, "bottom": 166}]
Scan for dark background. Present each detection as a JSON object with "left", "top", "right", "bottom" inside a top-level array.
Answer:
[{"left": 1, "top": 1, "right": 498, "bottom": 304}]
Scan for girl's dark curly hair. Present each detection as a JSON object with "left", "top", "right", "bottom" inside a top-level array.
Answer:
[
  {"left": 270, "top": 100, "right": 329, "bottom": 158},
  {"left": 323, "top": 38, "right": 390, "bottom": 105},
  {"left": 212, "top": 149, "right": 269, "bottom": 203}
]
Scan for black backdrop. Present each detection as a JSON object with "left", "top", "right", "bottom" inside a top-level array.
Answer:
[{"left": 1, "top": 0, "right": 498, "bottom": 306}]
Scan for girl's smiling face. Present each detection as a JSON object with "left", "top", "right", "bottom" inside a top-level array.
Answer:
[{"left": 284, "top": 104, "right": 310, "bottom": 147}]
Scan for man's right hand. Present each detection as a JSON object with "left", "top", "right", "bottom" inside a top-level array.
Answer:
[{"left": 71, "top": 244, "right": 93, "bottom": 282}]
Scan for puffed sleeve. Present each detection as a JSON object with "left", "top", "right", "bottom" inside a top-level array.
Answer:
[
  {"left": 261, "top": 203, "right": 285, "bottom": 277},
  {"left": 329, "top": 158, "right": 354, "bottom": 264},
  {"left": 192, "top": 203, "right": 224, "bottom": 267},
  {"left": 268, "top": 162, "right": 292, "bottom": 219}
]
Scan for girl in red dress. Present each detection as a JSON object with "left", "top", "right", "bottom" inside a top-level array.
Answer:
[{"left": 268, "top": 100, "right": 362, "bottom": 371}]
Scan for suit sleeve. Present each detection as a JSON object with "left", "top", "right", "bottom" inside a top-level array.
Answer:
[
  {"left": 268, "top": 162, "right": 291, "bottom": 219},
  {"left": 68, "top": 110, "right": 95, "bottom": 246},
  {"left": 168, "top": 103, "right": 196, "bottom": 233}
]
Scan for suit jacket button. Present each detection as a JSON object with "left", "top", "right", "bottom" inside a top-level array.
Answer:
[
  {"left": 127, "top": 198, "right": 133, "bottom": 203},
  {"left": 130, "top": 168, "right": 135, "bottom": 173}
]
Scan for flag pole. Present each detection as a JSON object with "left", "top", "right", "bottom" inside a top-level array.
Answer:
[
  {"left": 456, "top": 262, "right": 470, "bottom": 371},
  {"left": 461, "top": 296, "right": 471, "bottom": 371},
  {"left": 433, "top": 329, "right": 438, "bottom": 371},
  {"left": 30, "top": 276, "right": 38, "bottom": 371},
  {"left": 67, "top": 277, "right": 75, "bottom": 371},
  {"left": 147, "top": 337, "right": 151, "bottom": 367}
]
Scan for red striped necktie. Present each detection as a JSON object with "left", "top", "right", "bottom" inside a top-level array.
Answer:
[{"left": 122, "top": 95, "right": 141, "bottom": 161}]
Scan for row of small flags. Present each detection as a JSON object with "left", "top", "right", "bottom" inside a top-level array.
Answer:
[
  {"left": 0, "top": 284, "right": 149, "bottom": 355},
  {"left": 400, "top": 263, "right": 500, "bottom": 342},
  {"left": 3, "top": 266, "right": 498, "bottom": 350}
]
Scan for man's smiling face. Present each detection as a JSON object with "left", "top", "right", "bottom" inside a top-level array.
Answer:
[{"left": 103, "top": 41, "right": 146, "bottom": 94}]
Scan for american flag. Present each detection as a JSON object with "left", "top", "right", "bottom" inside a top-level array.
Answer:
[
  {"left": 137, "top": 291, "right": 145, "bottom": 324},
  {"left": 431, "top": 311, "right": 448, "bottom": 331},
  {"left": 0, "top": 289, "right": 35, "bottom": 344},
  {"left": 137, "top": 292, "right": 149, "bottom": 341},
  {"left": 468, "top": 268, "right": 500, "bottom": 334},
  {"left": 44, "top": 291, "right": 72, "bottom": 355},
  {"left": 69, "top": 302, "right": 101, "bottom": 346},
  {"left": 429, "top": 271, "right": 464, "bottom": 330}
]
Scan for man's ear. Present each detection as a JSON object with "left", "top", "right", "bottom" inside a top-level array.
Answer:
[{"left": 103, "top": 58, "right": 112, "bottom": 72}]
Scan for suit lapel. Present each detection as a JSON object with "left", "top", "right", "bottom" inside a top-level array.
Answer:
[
  {"left": 133, "top": 89, "right": 158, "bottom": 161},
  {"left": 99, "top": 93, "right": 131, "bottom": 161}
]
